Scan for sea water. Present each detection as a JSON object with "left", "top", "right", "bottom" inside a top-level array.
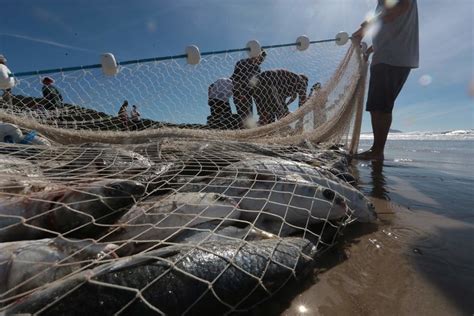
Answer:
[
  {"left": 354, "top": 133, "right": 474, "bottom": 314},
  {"left": 356, "top": 136, "right": 474, "bottom": 222}
]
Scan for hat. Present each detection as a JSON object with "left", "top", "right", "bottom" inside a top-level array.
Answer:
[
  {"left": 42, "top": 77, "right": 54, "bottom": 84},
  {"left": 0, "top": 55, "right": 6, "bottom": 63}
]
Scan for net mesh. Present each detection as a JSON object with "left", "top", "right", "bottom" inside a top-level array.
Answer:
[{"left": 0, "top": 40, "right": 371, "bottom": 314}]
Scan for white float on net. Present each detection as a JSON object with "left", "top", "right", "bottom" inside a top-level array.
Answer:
[
  {"left": 296, "top": 35, "right": 310, "bottom": 51},
  {"left": 335, "top": 32, "right": 349, "bottom": 46},
  {"left": 186, "top": 45, "right": 201, "bottom": 65},
  {"left": 101, "top": 53, "right": 119, "bottom": 76},
  {"left": 246, "top": 40, "right": 262, "bottom": 58}
]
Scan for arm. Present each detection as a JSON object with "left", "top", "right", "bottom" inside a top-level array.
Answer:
[
  {"left": 298, "top": 93, "right": 307, "bottom": 107},
  {"left": 285, "top": 93, "right": 297, "bottom": 107},
  {"left": 364, "top": 45, "right": 374, "bottom": 61},
  {"left": 297, "top": 80, "right": 308, "bottom": 107}
]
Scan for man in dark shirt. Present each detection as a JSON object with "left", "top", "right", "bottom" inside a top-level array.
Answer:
[
  {"left": 41, "top": 77, "right": 63, "bottom": 108},
  {"left": 253, "top": 69, "right": 308, "bottom": 125},
  {"left": 230, "top": 51, "right": 266, "bottom": 126}
]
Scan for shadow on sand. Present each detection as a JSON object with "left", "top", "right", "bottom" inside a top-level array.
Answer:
[{"left": 409, "top": 225, "right": 474, "bottom": 314}]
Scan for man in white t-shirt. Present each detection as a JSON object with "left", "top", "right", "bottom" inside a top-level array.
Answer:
[
  {"left": 0, "top": 55, "right": 15, "bottom": 105},
  {"left": 207, "top": 78, "right": 233, "bottom": 128},
  {"left": 352, "top": 0, "right": 419, "bottom": 160}
]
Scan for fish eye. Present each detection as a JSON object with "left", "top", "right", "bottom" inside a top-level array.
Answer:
[
  {"left": 109, "top": 183, "right": 124, "bottom": 191},
  {"left": 322, "top": 188, "right": 335, "bottom": 200}
]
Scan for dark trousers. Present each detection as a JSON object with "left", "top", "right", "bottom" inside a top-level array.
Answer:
[
  {"left": 233, "top": 89, "right": 253, "bottom": 123},
  {"left": 254, "top": 85, "right": 289, "bottom": 125},
  {"left": 207, "top": 98, "right": 237, "bottom": 129},
  {"left": 208, "top": 99, "right": 232, "bottom": 118}
]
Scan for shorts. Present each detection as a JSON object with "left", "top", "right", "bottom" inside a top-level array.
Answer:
[{"left": 366, "top": 63, "right": 411, "bottom": 113}]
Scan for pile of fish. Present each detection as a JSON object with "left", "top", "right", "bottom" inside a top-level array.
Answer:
[{"left": 0, "top": 138, "right": 377, "bottom": 314}]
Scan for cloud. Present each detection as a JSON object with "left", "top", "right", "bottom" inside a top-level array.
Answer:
[
  {"left": 32, "top": 7, "right": 74, "bottom": 34},
  {"left": 0, "top": 33, "right": 97, "bottom": 54}
]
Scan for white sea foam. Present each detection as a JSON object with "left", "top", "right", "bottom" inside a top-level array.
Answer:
[{"left": 360, "top": 129, "right": 474, "bottom": 141}]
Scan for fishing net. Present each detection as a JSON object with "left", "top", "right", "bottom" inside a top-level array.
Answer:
[{"left": 0, "top": 39, "right": 371, "bottom": 314}]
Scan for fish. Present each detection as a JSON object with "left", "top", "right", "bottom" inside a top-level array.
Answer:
[
  {"left": 217, "top": 156, "right": 376, "bottom": 223},
  {"left": 179, "top": 172, "right": 350, "bottom": 237},
  {"left": 102, "top": 192, "right": 241, "bottom": 255},
  {"left": 0, "top": 237, "right": 117, "bottom": 303},
  {"left": 39, "top": 144, "right": 153, "bottom": 177},
  {"left": 0, "top": 179, "right": 145, "bottom": 242},
  {"left": 41, "top": 144, "right": 175, "bottom": 194},
  {"left": 170, "top": 221, "right": 277, "bottom": 245},
  {"left": 3, "top": 237, "right": 316, "bottom": 315}
]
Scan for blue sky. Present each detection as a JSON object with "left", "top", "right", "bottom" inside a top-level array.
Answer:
[{"left": 1, "top": 0, "right": 473, "bottom": 132}]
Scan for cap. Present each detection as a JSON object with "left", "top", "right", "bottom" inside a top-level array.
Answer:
[
  {"left": 42, "top": 77, "right": 55, "bottom": 84},
  {"left": 0, "top": 55, "right": 7, "bottom": 63}
]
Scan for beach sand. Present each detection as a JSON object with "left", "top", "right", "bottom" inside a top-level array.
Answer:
[
  {"left": 280, "top": 198, "right": 473, "bottom": 316},
  {"left": 276, "top": 146, "right": 474, "bottom": 316}
]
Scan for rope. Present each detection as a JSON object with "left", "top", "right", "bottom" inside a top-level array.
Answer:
[{"left": 10, "top": 37, "right": 340, "bottom": 78}]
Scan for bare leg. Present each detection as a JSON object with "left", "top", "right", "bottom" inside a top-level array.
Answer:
[
  {"left": 355, "top": 111, "right": 391, "bottom": 160},
  {"left": 371, "top": 111, "right": 392, "bottom": 156}
]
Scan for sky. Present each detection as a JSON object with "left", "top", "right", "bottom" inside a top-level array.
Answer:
[{"left": 0, "top": 0, "right": 473, "bottom": 132}]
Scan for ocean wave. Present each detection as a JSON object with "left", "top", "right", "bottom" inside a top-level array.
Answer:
[{"left": 360, "top": 129, "right": 474, "bottom": 141}]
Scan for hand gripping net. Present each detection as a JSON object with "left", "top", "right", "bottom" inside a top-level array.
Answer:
[{"left": 0, "top": 40, "right": 369, "bottom": 314}]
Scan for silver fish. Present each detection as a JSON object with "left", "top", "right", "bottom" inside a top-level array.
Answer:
[
  {"left": 3, "top": 237, "right": 316, "bottom": 315},
  {"left": 179, "top": 172, "right": 349, "bottom": 237},
  {"left": 219, "top": 156, "right": 376, "bottom": 223},
  {"left": 0, "top": 237, "right": 117, "bottom": 303},
  {"left": 103, "top": 192, "right": 241, "bottom": 255},
  {"left": 0, "top": 179, "right": 145, "bottom": 242}
]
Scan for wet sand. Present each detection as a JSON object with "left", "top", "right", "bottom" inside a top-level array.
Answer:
[
  {"left": 281, "top": 198, "right": 473, "bottom": 315},
  {"left": 278, "top": 154, "right": 474, "bottom": 316}
]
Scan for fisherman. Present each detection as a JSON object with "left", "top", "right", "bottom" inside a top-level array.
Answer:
[
  {"left": 0, "top": 54, "right": 15, "bottom": 106},
  {"left": 352, "top": 0, "right": 419, "bottom": 160},
  {"left": 41, "top": 77, "right": 63, "bottom": 108},
  {"left": 230, "top": 50, "right": 266, "bottom": 126},
  {"left": 207, "top": 77, "right": 234, "bottom": 129},
  {"left": 253, "top": 69, "right": 308, "bottom": 125},
  {"left": 130, "top": 105, "right": 141, "bottom": 130}
]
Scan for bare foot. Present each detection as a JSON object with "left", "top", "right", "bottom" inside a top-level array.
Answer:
[{"left": 353, "top": 150, "right": 384, "bottom": 161}]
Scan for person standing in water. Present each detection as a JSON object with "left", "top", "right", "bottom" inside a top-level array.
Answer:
[{"left": 352, "top": 0, "right": 419, "bottom": 160}]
